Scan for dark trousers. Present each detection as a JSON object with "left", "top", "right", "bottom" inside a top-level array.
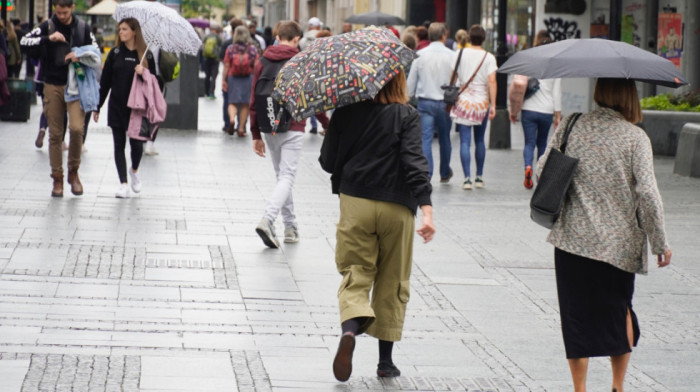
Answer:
[
  {"left": 111, "top": 127, "right": 144, "bottom": 184},
  {"left": 203, "top": 58, "right": 219, "bottom": 96}
]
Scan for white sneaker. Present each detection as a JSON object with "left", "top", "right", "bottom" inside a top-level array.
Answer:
[
  {"left": 144, "top": 141, "right": 159, "bottom": 155},
  {"left": 462, "top": 178, "right": 473, "bottom": 190},
  {"left": 129, "top": 170, "right": 142, "bottom": 193},
  {"left": 284, "top": 226, "right": 299, "bottom": 243},
  {"left": 115, "top": 184, "right": 130, "bottom": 198}
]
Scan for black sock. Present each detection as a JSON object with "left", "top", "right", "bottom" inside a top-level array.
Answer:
[
  {"left": 341, "top": 317, "right": 367, "bottom": 335},
  {"left": 378, "top": 340, "right": 394, "bottom": 364}
]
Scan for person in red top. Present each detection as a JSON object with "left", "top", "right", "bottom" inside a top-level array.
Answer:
[
  {"left": 249, "top": 20, "right": 329, "bottom": 249},
  {"left": 415, "top": 26, "right": 430, "bottom": 50}
]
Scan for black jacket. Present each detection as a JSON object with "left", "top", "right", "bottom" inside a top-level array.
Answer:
[
  {"left": 19, "top": 15, "right": 96, "bottom": 85},
  {"left": 320, "top": 101, "right": 432, "bottom": 214}
]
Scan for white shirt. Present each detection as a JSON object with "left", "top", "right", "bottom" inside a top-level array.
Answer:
[
  {"left": 522, "top": 78, "right": 562, "bottom": 114},
  {"left": 406, "top": 42, "right": 458, "bottom": 101}
]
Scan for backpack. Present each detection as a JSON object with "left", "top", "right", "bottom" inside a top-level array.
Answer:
[
  {"left": 229, "top": 49, "right": 255, "bottom": 77},
  {"left": 254, "top": 57, "right": 293, "bottom": 134},
  {"left": 202, "top": 35, "right": 219, "bottom": 59},
  {"left": 159, "top": 49, "right": 180, "bottom": 82}
]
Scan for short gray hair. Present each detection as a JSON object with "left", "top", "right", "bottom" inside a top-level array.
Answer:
[
  {"left": 428, "top": 22, "right": 446, "bottom": 42},
  {"left": 233, "top": 25, "right": 251, "bottom": 44}
]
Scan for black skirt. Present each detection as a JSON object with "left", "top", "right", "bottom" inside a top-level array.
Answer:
[{"left": 554, "top": 248, "right": 640, "bottom": 359}]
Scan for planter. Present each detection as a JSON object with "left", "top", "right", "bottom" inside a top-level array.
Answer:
[{"left": 639, "top": 110, "right": 700, "bottom": 156}]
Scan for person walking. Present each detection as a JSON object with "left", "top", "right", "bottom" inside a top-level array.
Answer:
[
  {"left": 218, "top": 18, "right": 246, "bottom": 133},
  {"left": 20, "top": 0, "right": 98, "bottom": 197},
  {"left": 94, "top": 18, "right": 159, "bottom": 199},
  {"left": 406, "top": 22, "right": 457, "bottom": 183},
  {"left": 298, "top": 17, "right": 322, "bottom": 51},
  {"left": 249, "top": 20, "right": 329, "bottom": 248},
  {"left": 320, "top": 69, "right": 434, "bottom": 382},
  {"left": 3, "top": 20, "right": 22, "bottom": 78},
  {"left": 538, "top": 78, "right": 672, "bottom": 392},
  {"left": 201, "top": 23, "right": 222, "bottom": 100},
  {"left": 222, "top": 25, "right": 258, "bottom": 137},
  {"left": 509, "top": 30, "right": 561, "bottom": 189},
  {"left": 450, "top": 24, "right": 497, "bottom": 190}
]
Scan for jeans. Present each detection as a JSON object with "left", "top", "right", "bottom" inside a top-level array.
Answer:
[
  {"left": 263, "top": 131, "right": 304, "bottom": 228},
  {"left": 521, "top": 110, "right": 553, "bottom": 168},
  {"left": 456, "top": 116, "right": 488, "bottom": 178},
  {"left": 417, "top": 99, "right": 452, "bottom": 179},
  {"left": 310, "top": 116, "right": 317, "bottom": 129}
]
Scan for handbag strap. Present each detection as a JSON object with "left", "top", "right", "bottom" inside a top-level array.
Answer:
[
  {"left": 560, "top": 112, "right": 582, "bottom": 154},
  {"left": 457, "top": 51, "right": 488, "bottom": 96},
  {"left": 447, "top": 48, "right": 465, "bottom": 87}
]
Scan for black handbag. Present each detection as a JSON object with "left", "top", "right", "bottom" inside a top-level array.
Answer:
[
  {"left": 441, "top": 49, "right": 464, "bottom": 105},
  {"left": 524, "top": 78, "right": 540, "bottom": 100},
  {"left": 530, "top": 112, "right": 582, "bottom": 229}
]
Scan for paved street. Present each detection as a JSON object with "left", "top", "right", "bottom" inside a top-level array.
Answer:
[{"left": 0, "top": 85, "right": 699, "bottom": 392}]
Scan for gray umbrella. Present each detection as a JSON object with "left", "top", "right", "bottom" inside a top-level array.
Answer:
[
  {"left": 346, "top": 11, "right": 405, "bottom": 26},
  {"left": 498, "top": 38, "right": 688, "bottom": 88}
]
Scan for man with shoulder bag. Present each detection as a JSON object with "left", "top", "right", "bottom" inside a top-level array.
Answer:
[{"left": 407, "top": 23, "right": 457, "bottom": 183}]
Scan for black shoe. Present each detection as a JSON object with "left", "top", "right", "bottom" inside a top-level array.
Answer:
[
  {"left": 440, "top": 169, "right": 453, "bottom": 183},
  {"left": 310, "top": 127, "right": 318, "bottom": 134},
  {"left": 333, "top": 332, "right": 355, "bottom": 382},
  {"left": 377, "top": 361, "right": 401, "bottom": 377}
]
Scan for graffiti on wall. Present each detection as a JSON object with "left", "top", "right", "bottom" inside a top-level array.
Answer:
[{"left": 544, "top": 17, "right": 582, "bottom": 41}]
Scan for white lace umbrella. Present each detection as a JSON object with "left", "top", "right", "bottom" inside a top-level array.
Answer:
[{"left": 112, "top": 1, "right": 201, "bottom": 56}]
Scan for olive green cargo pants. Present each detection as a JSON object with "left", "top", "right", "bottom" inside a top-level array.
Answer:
[{"left": 335, "top": 194, "right": 415, "bottom": 342}]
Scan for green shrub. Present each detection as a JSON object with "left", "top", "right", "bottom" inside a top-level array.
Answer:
[{"left": 640, "top": 90, "right": 700, "bottom": 112}]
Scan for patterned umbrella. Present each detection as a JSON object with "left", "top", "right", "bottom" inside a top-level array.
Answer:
[
  {"left": 113, "top": 1, "right": 202, "bottom": 56},
  {"left": 272, "top": 26, "right": 416, "bottom": 121}
]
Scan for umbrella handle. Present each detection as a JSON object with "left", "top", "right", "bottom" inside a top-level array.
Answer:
[{"left": 140, "top": 42, "right": 151, "bottom": 65}]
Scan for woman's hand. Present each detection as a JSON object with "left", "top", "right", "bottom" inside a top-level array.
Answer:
[
  {"left": 93, "top": 111, "right": 99, "bottom": 122},
  {"left": 135, "top": 64, "right": 144, "bottom": 75},
  {"left": 222, "top": 80, "right": 228, "bottom": 92},
  {"left": 488, "top": 105, "right": 496, "bottom": 120},
  {"left": 416, "top": 205, "right": 435, "bottom": 243},
  {"left": 253, "top": 139, "right": 266, "bottom": 157},
  {"left": 657, "top": 249, "right": 672, "bottom": 267}
]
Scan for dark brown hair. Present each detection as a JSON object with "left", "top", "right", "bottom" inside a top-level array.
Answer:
[
  {"left": 277, "top": 20, "right": 302, "bottom": 41},
  {"left": 315, "top": 30, "right": 331, "bottom": 39},
  {"left": 374, "top": 69, "right": 408, "bottom": 105},
  {"left": 468, "top": 24, "right": 486, "bottom": 46},
  {"left": 593, "top": 78, "right": 643, "bottom": 124},
  {"left": 402, "top": 34, "right": 417, "bottom": 50},
  {"left": 415, "top": 26, "right": 428, "bottom": 41}
]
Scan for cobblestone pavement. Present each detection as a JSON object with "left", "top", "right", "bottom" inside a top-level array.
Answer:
[{"left": 0, "top": 86, "right": 698, "bottom": 391}]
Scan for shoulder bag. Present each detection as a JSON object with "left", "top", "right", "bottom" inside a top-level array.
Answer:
[
  {"left": 441, "top": 48, "right": 464, "bottom": 105},
  {"left": 530, "top": 112, "right": 583, "bottom": 229}
]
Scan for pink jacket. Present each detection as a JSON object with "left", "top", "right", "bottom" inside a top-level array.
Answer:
[{"left": 127, "top": 68, "right": 166, "bottom": 140}]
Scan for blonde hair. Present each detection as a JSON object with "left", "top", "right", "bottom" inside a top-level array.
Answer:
[
  {"left": 455, "top": 29, "right": 468, "bottom": 47},
  {"left": 4, "top": 20, "right": 17, "bottom": 41},
  {"left": 374, "top": 69, "right": 409, "bottom": 105},
  {"left": 116, "top": 18, "right": 148, "bottom": 66},
  {"left": 593, "top": 78, "right": 643, "bottom": 124}
]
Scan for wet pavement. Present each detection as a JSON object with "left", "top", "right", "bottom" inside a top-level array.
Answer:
[{"left": 0, "top": 77, "right": 699, "bottom": 391}]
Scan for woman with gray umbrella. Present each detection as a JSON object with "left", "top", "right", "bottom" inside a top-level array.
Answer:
[{"left": 537, "top": 78, "right": 672, "bottom": 392}]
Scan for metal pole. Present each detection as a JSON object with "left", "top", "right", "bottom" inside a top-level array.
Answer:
[
  {"left": 1, "top": 0, "right": 7, "bottom": 23},
  {"left": 609, "top": 0, "right": 622, "bottom": 41},
  {"left": 490, "top": 0, "right": 511, "bottom": 149}
]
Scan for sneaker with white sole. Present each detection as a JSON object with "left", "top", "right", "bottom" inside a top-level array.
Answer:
[
  {"left": 129, "top": 170, "right": 142, "bottom": 193},
  {"left": 255, "top": 218, "right": 280, "bottom": 249},
  {"left": 462, "top": 178, "right": 472, "bottom": 190},
  {"left": 115, "top": 184, "right": 130, "bottom": 198},
  {"left": 284, "top": 226, "right": 299, "bottom": 243},
  {"left": 475, "top": 177, "right": 484, "bottom": 188},
  {"left": 144, "top": 141, "right": 159, "bottom": 155}
]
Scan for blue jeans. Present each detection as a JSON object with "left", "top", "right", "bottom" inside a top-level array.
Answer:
[
  {"left": 417, "top": 99, "right": 452, "bottom": 179},
  {"left": 457, "top": 116, "right": 488, "bottom": 178},
  {"left": 521, "top": 110, "right": 553, "bottom": 168}
]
